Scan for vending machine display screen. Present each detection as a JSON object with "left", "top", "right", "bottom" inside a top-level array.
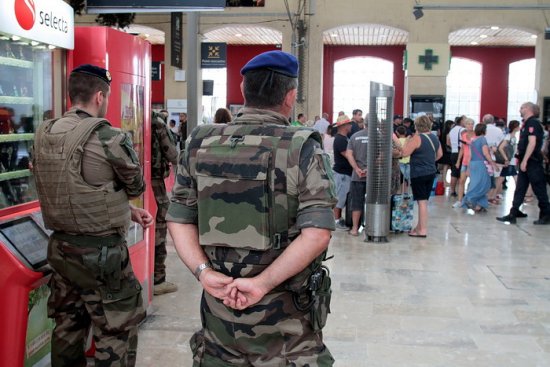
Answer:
[{"left": 0, "top": 217, "right": 49, "bottom": 269}]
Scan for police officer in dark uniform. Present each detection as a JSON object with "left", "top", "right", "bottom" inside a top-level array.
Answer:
[{"left": 497, "top": 102, "right": 550, "bottom": 224}]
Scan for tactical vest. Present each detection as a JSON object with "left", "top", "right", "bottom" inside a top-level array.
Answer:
[
  {"left": 189, "top": 120, "right": 325, "bottom": 290},
  {"left": 33, "top": 116, "right": 131, "bottom": 234}
]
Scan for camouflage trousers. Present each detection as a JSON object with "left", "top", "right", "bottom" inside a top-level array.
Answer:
[
  {"left": 152, "top": 178, "right": 169, "bottom": 284},
  {"left": 47, "top": 236, "right": 146, "bottom": 367},
  {"left": 190, "top": 291, "right": 334, "bottom": 366}
]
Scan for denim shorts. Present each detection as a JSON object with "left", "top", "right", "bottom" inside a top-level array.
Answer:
[
  {"left": 333, "top": 171, "right": 351, "bottom": 209},
  {"left": 399, "top": 163, "right": 410, "bottom": 182}
]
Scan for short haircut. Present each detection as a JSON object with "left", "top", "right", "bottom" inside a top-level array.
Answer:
[
  {"left": 523, "top": 102, "right": 540, "bottom": 117},
  {"left": 482, "top": 114, "right": 494, "bottom": 124},
  {"left": 297, "top": 113, "right": 305, "bottom": 119},
  {"left": 414, "top": 115, "right": 432, "bottom": 133},
  {"left": 68, "top": 72, "right": 109, "bottom": 104},
  {"left": 353, "top": 109, "right": 362, "bottom": 116},
  {"left": 243, "top": 69, "right": 297, "bottom": 109},
  {"left": 475, "top": 123, "right": 486, "bottom": 136},
  {"left": 396, "top": 126, "right": 407, "bottom": 135}
]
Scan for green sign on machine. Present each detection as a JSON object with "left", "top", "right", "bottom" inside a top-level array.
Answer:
[{"left": 25, "top": 284, "right": 54, "bottom": 367}]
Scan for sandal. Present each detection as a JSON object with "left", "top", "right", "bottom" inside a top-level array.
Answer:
[{"left": 408, "top": 230, "right": 427, "bottom": 238}]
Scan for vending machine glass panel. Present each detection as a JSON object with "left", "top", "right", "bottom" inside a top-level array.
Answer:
[{"left": 0, "top": 39, "right": 53, "bottom": 209}]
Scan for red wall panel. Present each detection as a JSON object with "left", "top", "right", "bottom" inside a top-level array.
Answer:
[
  {"left": 323, "top": 45, "right": 534, "bottom": 122},
  {"left": 226, "top": 45, "right": 278, "bottom": 106},
  {"left": 450, "top": 46, "right": 535, "bottom": 120},
  {"left": 151, "top": 44, "right": 165, "bottom": 105}
]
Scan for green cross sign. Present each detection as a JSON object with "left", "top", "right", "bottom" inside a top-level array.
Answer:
[{"left": 419, "top": 49, "right": 439, "bottom": 70}]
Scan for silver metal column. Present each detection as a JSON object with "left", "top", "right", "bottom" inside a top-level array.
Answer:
[{"left": 365, "top": 82, "right": 394, "bottom": 242}]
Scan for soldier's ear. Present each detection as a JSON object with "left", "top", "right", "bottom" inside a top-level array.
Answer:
[
  {"left": 94, "top": 90, "right": 104, "bottom": 106},
  {"left": 284, "top": 88, "right": 297, "bottom": 110}
]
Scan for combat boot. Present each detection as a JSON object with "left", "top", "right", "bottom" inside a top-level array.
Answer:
[{"left": 154, "top": 281, "right": 178, "bottom": 295}]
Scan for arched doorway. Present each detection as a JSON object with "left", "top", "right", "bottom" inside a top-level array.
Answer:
[{"left": 332, "top": 57, "right": 394, "bottom": 121}]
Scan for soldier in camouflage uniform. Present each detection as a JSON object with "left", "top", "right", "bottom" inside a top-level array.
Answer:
[
  {"left": 151, "top": 110, "right": 179, "bottom": 295},
  {"left": 167, "top": 51, "right": 337, "bottom": 366},
  {"left": 32, "top": 64, "right": 153, "bottom": 367}
]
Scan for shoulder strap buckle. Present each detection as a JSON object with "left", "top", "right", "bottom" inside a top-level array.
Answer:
[
  {"left": 273, "top": 233, "right": 281, "bottom": 250},
  {"left": 229, "top": 135, "right": 244, "bottom": 149}
]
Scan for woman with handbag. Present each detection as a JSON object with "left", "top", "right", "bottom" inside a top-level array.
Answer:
[
  {"left": 400, "top": 115, "right": 443, "bottom": 237},
  {"left": 462, "top": 124, "right": 497, "bottom": 213}
]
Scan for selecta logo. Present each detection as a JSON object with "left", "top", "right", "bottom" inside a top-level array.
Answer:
[{"left": 14, "top": 0, "right": 36, "bottom": 31}]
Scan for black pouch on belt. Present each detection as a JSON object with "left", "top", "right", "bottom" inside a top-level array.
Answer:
[
  {"left": 100, "top": 246, "right": 123, "bottom": 291},
  {"left": 309, "top": 266, "right": 332, "bottom": 332}
]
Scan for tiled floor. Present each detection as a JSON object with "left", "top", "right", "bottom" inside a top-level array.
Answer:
[{"left": 136, "top": 184, "right": 550, "bottom": 367}]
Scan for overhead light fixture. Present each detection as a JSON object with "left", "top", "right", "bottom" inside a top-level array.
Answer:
[
  {"left": 235, "top": 33, "right": 243, "bottom": 37},
  {"left": 12, "top": 35, "right": 21, "bottom": 41},
  {"left": 471, "top": 41, "right": 479, "bottom": 45},
  {"left": 31, "top": 41, "right": 39, "bottom": 46},
  {"left": 413, "top": 6, "right": 424, "bottom": 20},
  {"left": 330, "top": 33, "right": 338, "bottom": 38},
  {"left": 480, "top": 34, "right": 488, "bottom": 38},
  {"left": 531, "top": 34, "right": 538, "bottom": 39},
  {"left": 48, "top": 45, "right": 56, "bottom": 50},
  {"left": 491, "top": 26, "right": 500, "bottom": 30}
]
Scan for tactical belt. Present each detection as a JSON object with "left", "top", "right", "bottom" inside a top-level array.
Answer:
[{"left": 52, "top": 232, "right": 123, "bottom": 249}]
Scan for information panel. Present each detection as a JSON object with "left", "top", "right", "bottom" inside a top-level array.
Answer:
[{"left": 0, "top": 217, "right": 49, "bottom": 269}]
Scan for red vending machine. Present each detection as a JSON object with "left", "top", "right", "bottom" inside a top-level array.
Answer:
[
  {"left": 67, "top": 26, "right": 155, "bottom": 307},
  {"left": 0, "top": 0, "right": 74, "bottom": 366}
]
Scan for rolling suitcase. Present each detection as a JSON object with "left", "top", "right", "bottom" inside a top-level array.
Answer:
[{"left": 391, "top": 193, "right": 413, "bottom": 232}]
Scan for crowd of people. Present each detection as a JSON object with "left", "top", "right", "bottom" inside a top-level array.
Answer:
[
  {"left": 32, "top": 48, "right": 550, "bottom": 366},
  {"left": 316, "top": 104, "right": 550, "bottom": 239}
]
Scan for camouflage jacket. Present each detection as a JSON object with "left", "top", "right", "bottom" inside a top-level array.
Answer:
[
  {"left": 151, "top": 114, "right": 178, "bottom": 179},
  {"left": 167, "top": 107, "right": 336, "bottom": 287}
]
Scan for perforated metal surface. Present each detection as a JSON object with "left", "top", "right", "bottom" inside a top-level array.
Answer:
[{"left": 365, "top": 82, "right": 394, "bottom": 240}]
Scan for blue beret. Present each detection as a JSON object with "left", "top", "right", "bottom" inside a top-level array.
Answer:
[
  {"left": 71, "top": 64, "right": 112, "bottom": 85},
  {"left": 240, "top": 51, "right": 298, "bottom": 78}
]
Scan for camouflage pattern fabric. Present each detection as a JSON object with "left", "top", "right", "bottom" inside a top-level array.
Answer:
[
  {"left": 152, "top": 178, "right": 169, "bottom": 284},
  {"left": 47, "top": 237, "right": 145, "bottom": 367},
  {"left": 33, "top": 108, "right": 147, "bottom": 366},
  {"left": 151, "top": 114, "right": 178, "bottom": 179},
  {"left": 190, "top": 291, "right": 334, "bottom": 366},
  {"left": 151, "top": 113, "right": 178, "bottom": 283},
  {"left": 167, "top": 107, "right": 337, "bottom": 365}
]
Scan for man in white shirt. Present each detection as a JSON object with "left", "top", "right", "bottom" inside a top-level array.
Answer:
[
  {"left": 313, "top": 112, "right": 331, "bottom": 136},
  {"left": 483, "top": 114, "right": 505, "bottom": 148}
]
